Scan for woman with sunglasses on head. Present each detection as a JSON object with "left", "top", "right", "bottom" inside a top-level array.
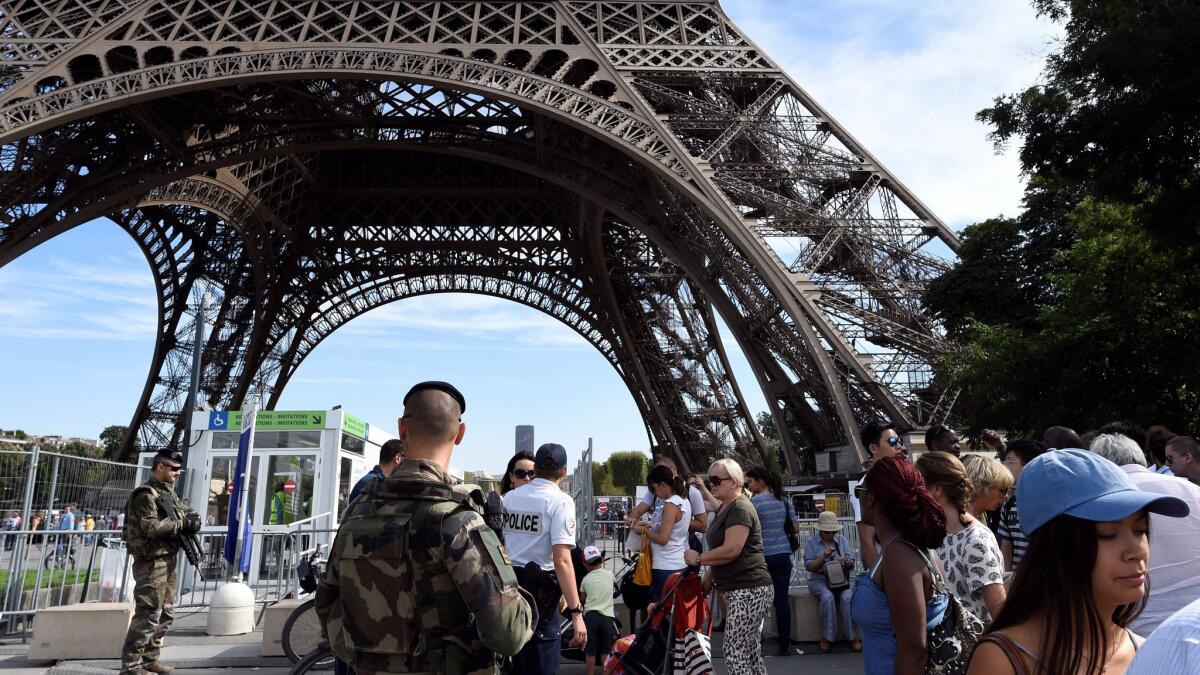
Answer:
[
  {"left": 500, "top": 451, "right": 536, "bottom": 495},
  {"left": 684, "top": 459, "right": 772, "bottom": 675},
  {"left": 850, "top": 454, "right": 949, "bottom": 675},
  {"left": 968, "top": 450, "right": 1190, "bottom": 675},
  {"left": 632, "top": 465, "right": 692, "bottom": 605}
]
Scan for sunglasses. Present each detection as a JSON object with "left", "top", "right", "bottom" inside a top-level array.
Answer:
[
  {"left": 854, "top": 485, "right": 868, "bottom": 499},
  {"left": 513, "top": 469, "right": 534, "bottom": 480},
  {"left": 707, "top": 475, "right": 729, "bottom": 487},
  {"left": 886, "top": 436, "right": 902, "bottom": 447}
]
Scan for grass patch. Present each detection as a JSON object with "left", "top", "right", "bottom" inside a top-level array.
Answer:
[{"left": 0, "top": 568, "right": 101, "bottom": 591}]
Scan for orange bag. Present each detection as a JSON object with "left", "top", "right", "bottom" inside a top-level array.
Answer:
[{"left": 632, "top": 536, "right": 653, "bottom": 586}]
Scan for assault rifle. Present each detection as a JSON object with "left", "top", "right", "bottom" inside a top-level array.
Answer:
[{"left": 156, "top": 492, "right": 207, "bottom": 580}]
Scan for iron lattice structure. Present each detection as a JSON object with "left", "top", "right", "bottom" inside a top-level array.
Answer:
[{"left": 0, "top": 1, "right": 960, "bottom": 475}]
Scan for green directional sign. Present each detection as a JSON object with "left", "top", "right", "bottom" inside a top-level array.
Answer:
[
  {"left": 207, "top": 410, "right": 326, "bottom": 431},
  {"left": 256, "top": 410, "right": 326, "bottom": 430},
  {"left": 342, "top": 413, "right": 368, "bottom": 439}
]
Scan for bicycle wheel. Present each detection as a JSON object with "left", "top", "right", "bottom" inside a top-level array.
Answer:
[
  {"left": 283, "top": 598, "right": 333, "bottom": 666},
  {"left": 290, "top": 644, "right": 336, "bottom": 674}
]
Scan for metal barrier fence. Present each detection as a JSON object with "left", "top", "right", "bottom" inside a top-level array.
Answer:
[
  {"left": 176, "top": 513, "right": 336, "bottom": 611},
  {"left": 0, "top": 529, "right": 132, "bottom": 633},
  {"left": 587, "top": 515, "right": 863, "bottom": 585},
  {"left": 0, "top": 447, "right": 141, "bottom": 529}
]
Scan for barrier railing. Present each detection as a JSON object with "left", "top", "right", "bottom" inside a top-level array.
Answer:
[
  {"left": 176, "top": 513, "right": 336, "bottom": 612},
  {"left": 587, "top": 516, "right": 863, "bottom": 585},
  {"left": 0, "top": 529, "right": 131, "bottom": 634}
]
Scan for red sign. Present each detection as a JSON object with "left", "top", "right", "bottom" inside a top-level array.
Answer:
[
  {"left": 227, "top": 482, "right": 235, "bottom": 494},
  {"left": 283, "top": 479, "right": 297, "bottom": 494}
]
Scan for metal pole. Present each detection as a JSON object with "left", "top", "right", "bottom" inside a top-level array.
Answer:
[
  {"left": 180, "top": 291, "right": 211, "bottom": 474},
  {"left": 44, "top": 456, "right": 59, "bottom": 521}
]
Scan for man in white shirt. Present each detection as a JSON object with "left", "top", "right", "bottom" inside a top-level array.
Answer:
[
  {"left": 1128, "top": 596, "right": 1200, "bottom": 674},
  {"left": 503, "top": 443, "right": 586, "bottom": 674},
  {"left": 1165, "top": 436, "right": 1200, "bottom": 485},
  {"left": 1088, "top": 433, "right": 1200, "bottom": 634}
]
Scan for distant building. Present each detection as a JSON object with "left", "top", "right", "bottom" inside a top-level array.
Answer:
[{"left": 515, "top": 425, "right": 534, "bottom": 454}]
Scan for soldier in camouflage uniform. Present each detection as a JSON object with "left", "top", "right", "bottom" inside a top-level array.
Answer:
[
  {"left": 315, "top": 382, "right": 534, "bottom": 674},
  {"left": 120, "top": 449, "right": 200, "bottom": 675}
]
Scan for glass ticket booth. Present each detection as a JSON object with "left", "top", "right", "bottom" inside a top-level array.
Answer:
[{"left": 140, "top": 407, "right": 395, "bottom": 586}]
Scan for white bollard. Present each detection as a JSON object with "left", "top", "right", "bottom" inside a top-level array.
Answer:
[{"left": 206, "top": 581, "right": 256, "bottom": 636}]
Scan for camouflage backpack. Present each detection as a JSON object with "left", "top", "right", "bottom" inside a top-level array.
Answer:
[{"left": 324, "top": 476, "right": 516, "bottom": 674}]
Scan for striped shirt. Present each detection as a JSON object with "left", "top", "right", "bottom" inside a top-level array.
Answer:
[
  {"left": 1128, "top": 597, "right": 1200, "bottom": 674},
  {"left": 750, "top": 492, "right": 799, "bottom": 557},
  {"left": 997, "top": 495, "right": 1027, "bottom": 569}
]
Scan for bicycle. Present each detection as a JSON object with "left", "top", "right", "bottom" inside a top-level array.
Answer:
[
  {"left": 283, "top": 546, "right": 334, "bottom": 668},
  {"left": 290, "top": 639, "right": 335, "bottom": 674},
  {"left": 43, "top": 538, "right": 76, "bottom": 571}
]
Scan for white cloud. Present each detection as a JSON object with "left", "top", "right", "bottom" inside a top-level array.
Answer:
[
  {"left": 724, "top": 0, "right": 1059, "bottom": 228},
  {"left": 0, "top": 254, "right": 158, "bottom": 341}
]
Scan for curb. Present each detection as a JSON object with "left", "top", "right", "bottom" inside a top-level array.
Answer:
[{"left": 51, "top": 656, "right": 292, "bottom": 672}]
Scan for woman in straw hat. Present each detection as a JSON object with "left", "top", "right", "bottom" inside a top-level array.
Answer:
[{"left": 804, "top": 510, "right": 861, "bottom": 653}]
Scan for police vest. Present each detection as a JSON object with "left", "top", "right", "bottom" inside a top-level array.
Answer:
[
  {"left": 324, "top": 477, "right": 506, "bottom": 674},
  {"left": 123, "top": 483, "right": 182, "bottom": 559}
]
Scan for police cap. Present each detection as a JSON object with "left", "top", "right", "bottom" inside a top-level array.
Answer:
[
  {"left": 403, "top": 381, "right": 466, "bottom": 415},
  {"left": 535, "top": 443, "right": 568, "bottom": 470},
  {"left": 153, "top": 449, "right": 183, "bottom": 469}
]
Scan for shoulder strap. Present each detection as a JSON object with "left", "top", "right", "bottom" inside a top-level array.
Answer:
[
  {"left": 977, "top": 633, "right": 1036, "bottom": 675},
  {"left": 896, "top": 539, "right": 948, "bottom": 592},
  {"left": 868, "top": 533, "right": 903, "bottom": 577}
]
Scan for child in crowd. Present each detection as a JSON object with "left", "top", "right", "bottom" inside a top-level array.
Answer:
[{"left": 579, "top": 546, "right": 618, "bottom": 675}]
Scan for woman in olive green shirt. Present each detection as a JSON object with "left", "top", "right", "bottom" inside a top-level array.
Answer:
[{"left": 684, "top": 458, "right": 772, "bottom": 675}]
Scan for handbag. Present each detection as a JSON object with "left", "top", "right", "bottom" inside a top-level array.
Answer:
[
  {"left": 902, "top": 542, "right": 985, "bottom": 675},
  {"left": 783, "top": 501, "right": 801, "bottom": 554},
  {"left": 633, "top": 537, "right": 653, "bottom": 586},
  {"left": 672, "top": 629, "right": 714, "bottom": 675}
]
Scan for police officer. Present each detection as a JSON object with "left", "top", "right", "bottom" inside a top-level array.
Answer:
[
  {"left": 502, "top": 442, "right": 588, "bottom": 674},
  {"left": 315, "top": 382, "right": 534, "bottom": 674},
  {"left": 120, "top": 449, "right": 200, "bottom": 675}
]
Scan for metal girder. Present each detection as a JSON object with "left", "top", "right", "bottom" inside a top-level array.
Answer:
[{"left": 0, "top": 1, "right": 960, "bottom": 472}]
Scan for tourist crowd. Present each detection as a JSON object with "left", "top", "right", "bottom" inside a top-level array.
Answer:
[{"left": 611, "top": 417, "right": 1200, "bottom": 675}]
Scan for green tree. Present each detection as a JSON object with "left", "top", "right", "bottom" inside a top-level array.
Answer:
[
  {"left": 99, "top": 425, "right": 136, "bottom": 458},
  {"left": 591, "top": 462, "right": 617, "bottom": 495},
  {"left": 979, "top": 0, "right": 1200, "bottom": 246},
  {"left": 929, "top": 0, "right": 1200, "bottom": 435},
  {"left": 57, "top": 440, "right": 104, "bottom": 460},
  {"left": 605, "top": 451, "right": 648, "bottom": 497}
]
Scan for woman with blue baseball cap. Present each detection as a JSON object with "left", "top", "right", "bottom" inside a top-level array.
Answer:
[{"left": 968, "top": 449, "right": 1190, "bottom": 675}]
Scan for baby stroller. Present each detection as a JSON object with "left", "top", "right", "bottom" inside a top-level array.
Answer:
[{"left": 604, "top": 568, "right": 711, "bottom": 675}]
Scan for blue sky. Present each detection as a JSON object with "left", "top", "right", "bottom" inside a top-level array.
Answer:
[{"left": 0, "top": 1, "right": 1056, "bottom": 474}]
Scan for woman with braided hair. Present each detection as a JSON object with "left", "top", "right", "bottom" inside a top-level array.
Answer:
[
  {"left": 917, "top": 451, "right": 1007, "bottom": 624},
  {"left": 850, "top": 454, "right": 949, "bottom": 674}
]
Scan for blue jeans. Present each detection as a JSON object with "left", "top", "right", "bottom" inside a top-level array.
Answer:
[
  {"left": 651, "top": 567, "right": 686, "bottom": 605},
  {"left": 765, "top": 553, "right": 794, "bottom": 650},
  {"left": 512, "top": 609, "right": 561, "bottom": 675},
  {"left": 809, "top": 573, "right": 855, "bottom": 642}
]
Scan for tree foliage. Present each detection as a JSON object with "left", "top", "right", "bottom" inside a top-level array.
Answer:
[
  {"left": 605, "top": 451, "right": 648, "bottom": 497},
  {"left": 99, "top": 425, "right": 136, "bottom": 459},
  {"left": 930, "top": 0, "right": 1200, "bottom": 435}
]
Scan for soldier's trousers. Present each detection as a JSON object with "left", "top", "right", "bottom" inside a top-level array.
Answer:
[{"left": 120, "top": 556, "right": 177, "bottom": 673}]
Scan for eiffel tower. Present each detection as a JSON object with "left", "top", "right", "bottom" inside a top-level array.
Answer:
[{"left": 0, "top": 1, "right": 959, "bottom": 475}]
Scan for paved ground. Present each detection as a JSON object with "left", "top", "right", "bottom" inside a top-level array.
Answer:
[{"left": 0, "top": 607, "right": 865, "bottom": 673}]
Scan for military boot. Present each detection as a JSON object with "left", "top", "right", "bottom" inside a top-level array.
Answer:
[{"left": 143, "top": 663, "right": 173, "bottom": 674}]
